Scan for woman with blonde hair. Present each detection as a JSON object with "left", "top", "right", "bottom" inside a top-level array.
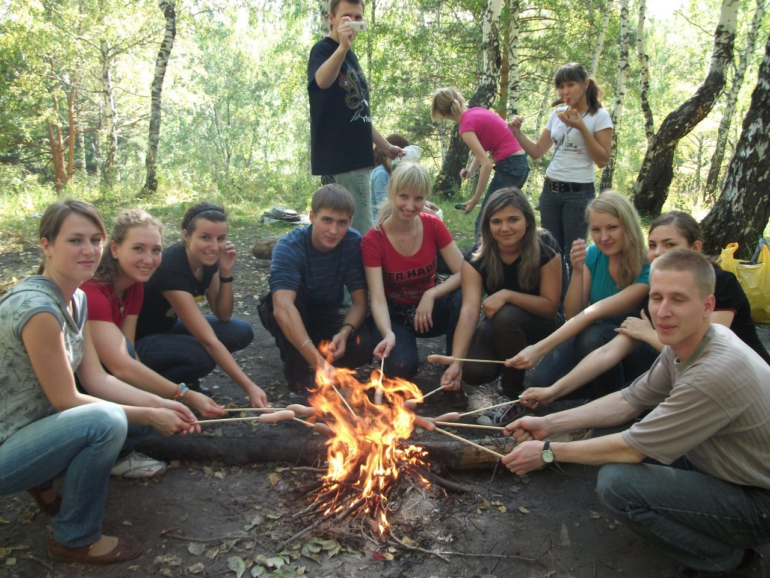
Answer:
[
  {"left": 508, "top": 191, "right": 652, "bottom": 401},
  {"left": 437, "top": 188, "right": 565, "bottom": 424},
  {"left": 362, "top": 163, "right": 465, "bottom": 380},
  {"left": 508, "top": 62, "right": 613, "bottom": 257},
  {"left": 431, "top": 87, "right": 528, "bottom": 240}
]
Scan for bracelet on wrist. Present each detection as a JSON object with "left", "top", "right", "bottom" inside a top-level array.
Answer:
[
  {"left": 173, "top": 382, "right": 189, "bottom": 401},
  {"left": 301, "top": 338, "right": 313, "bottom": 349},
  {"left": 219, "top": 275, "right": 234, "bottom": 283},
  {"left": 340, "top": 322, "right": 356, "bottom": 337}
]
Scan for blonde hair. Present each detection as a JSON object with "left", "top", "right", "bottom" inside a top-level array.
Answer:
[
  {"left": 95, "top": 209, "right": 164, "bottom": 285},
  {"left": 374, "top": 163, "right": 431, "bottom": 227},
  {"left": 472, "top": 188, "right": 541, "bottom": 292},
  {"left": 585, "top": 191, "right": 647, "bottom": 289},
  {"left": 430, "top": 87, "right": 466, "bottom": 122}
]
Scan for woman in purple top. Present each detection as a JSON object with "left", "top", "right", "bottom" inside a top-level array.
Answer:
[{"left": 431, "top": 87, "right": 529, "bottom": 240}]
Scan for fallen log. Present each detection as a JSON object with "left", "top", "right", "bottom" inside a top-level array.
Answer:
[{"left": 251, "top": 236, "right": 280, "bottom": 261}]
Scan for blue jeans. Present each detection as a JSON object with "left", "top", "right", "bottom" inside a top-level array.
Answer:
[
  {"left": 135, "top": 315, "right": 254, "bottom": 384},
  {"left": 597, "top": 459, "right": 770, "bottom": 573},
  {"left": 371, "top": 293, "right": 456, "bottom": 380},
  {"left": 538, "top": 182, "right": 595, "bottom": 254},
  {"left": 474, "top": 154, "right": 530, "bottom": 241},
  {"left": 0, "top": 403, "right": 127, "bottom": 547},
  {"left": 529, "top": 322, "right": 659, "bottom": 400}
]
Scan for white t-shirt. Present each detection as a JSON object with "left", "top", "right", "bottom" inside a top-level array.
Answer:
[{"left": 545, "top": 107, "right": 612, "bottom": 183}]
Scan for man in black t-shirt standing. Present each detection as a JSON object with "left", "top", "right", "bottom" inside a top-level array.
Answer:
[{"left": 307, "top": 0, "right": 402, "bottom": 235}]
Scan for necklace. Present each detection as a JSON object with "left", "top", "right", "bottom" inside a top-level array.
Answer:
[{"left": 387, "top": 219, "right": 421, "bottom": 256}]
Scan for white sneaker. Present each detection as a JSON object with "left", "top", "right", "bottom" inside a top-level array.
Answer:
[{"left": 111, "top": 452, "right": 167, "bottom": 479}]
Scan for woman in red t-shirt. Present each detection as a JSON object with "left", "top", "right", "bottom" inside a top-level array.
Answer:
[{"left": 361, "top": 163, "right": 465, "bottom": 381}]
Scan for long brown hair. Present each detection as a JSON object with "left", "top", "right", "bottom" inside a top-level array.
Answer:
[
  {"left": 94, "top": 209, "right": 163, "bottom": 285},
  {"left": 554, "top": 63, "right": 604, "bottom": 115},
  {"left": 472, "top": 188, "right": 541, "bottom": 292},
  {"left": 37, "top": 199, "right": 106, "bottom": 274}
]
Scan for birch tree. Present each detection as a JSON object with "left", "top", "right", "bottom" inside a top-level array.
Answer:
[
  {"left": 636, "top": 0, "right": 654, "bottom": 149},
  {"left": 141, "top": 0, "right": 177, "bottom": 197},
  {"left": 632, "top": 0, "right": 740, "bottom": 217},
  {"left": 701, "top": 31, "right": 770, "bottom": 257},
  {"left": 590, "top": 0, "right": 613, "bottom": 77},
  {"left": 506, "top": 0, "right": 522, "bottom": 115},
  {"left": 434, "top": 0, "right": 503, "bottom": 197},
  {"left": 599, "top": 0, "right": 629, "bottom": 191},
  {"left": 703, "top": 0, "right": 765, "bottom": 203}
]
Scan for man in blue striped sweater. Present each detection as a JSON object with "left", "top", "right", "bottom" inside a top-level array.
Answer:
[{"left": 259, "top": 184, "right": 374, "bottom": 402}]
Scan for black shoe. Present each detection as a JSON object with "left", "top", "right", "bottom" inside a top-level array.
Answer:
[
  {"left": 290, "top": 389, "right": 311, "bottom": 405},
  {"left": 187, "top": 380, "right": 213, "bottom": 397}
]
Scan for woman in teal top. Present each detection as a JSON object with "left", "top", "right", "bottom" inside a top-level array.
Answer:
[{"left": 508, "top": 191, "right": 653, "bottom": 400}]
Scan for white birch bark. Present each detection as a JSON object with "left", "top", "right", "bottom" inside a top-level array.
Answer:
[
  {"left": 590, "top": 0, "right": 613, "bottom": 77},
  {"left": 637, "top": 0, "right": 654, "bottom": 148},
  {"left": 100, "top": 40, "right": 118, "bottom": 187},
  {"left": 507, "top": 0, "right": 521, "bottom": 115}
]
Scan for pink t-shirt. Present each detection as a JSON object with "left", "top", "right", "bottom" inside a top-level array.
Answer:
[
  {"left": 459, "top": 107, "right": 523, "bottom": 162},
  {"left": 361, "top": 213, "right": 454, "bottom": 306},
  {"left": 82, "top": 279, "right": 143, "bottom": 328}
]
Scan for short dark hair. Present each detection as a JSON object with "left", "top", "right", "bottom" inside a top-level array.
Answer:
[
  {"left": 330, "top": 0, "right": 364, "bottom": 16},
  {"left": 311, "top": 184, "right": 355, "bottom": 217},
  {"left": 373, "top": 134, "right": 409, "bottom": 171}
]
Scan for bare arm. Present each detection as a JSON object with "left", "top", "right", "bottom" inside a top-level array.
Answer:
[
  {"left": 164, "top": 290, "right": 268, "bottom": 407},
  {"left": 89, "top": 319, "right": 224, "bottom": 418},
  {"left": 441, "top": 261, "right": 483, "bottom": 389},
  {"left": 415, "top": 241, "right": 464, "bottom": 333},
  {"left": 579, "top": 125, "right": 612, "bottom": 168},
  {"left": 372, "top": 126, "right": 403, "bottom": 160},
  {"left": 365, "top": 265, "right": 395, "bottom": 359},
  {"left": 272, "top": 289, "right": 324, "bottom": 368},
  {"left": 328, "top": 288, "right": 369, "bottom": 361},
  {"left": 508, "top": 117, "right": 553, "bottom": 159},
  {"left": 484, "top": 253, "right": 562, "bottom": 319},
  {"left": 460, "top": 131, "right": 494, "bottom": 211}
]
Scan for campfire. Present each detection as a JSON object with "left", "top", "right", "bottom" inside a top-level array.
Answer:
[{"left": 302, "top": 344, "right": 433, "bottom": 536}]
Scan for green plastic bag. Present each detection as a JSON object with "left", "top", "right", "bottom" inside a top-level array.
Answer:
[{"left": 717, "top": 242, "right": 770, "bottom": 324}]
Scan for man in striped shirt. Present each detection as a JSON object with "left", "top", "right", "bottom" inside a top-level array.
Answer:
[{"left": 260, "top": 184, "right": 374, "bottom": 402}]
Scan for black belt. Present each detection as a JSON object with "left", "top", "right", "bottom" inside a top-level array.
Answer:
[{"left": 545, "top": 178, "right": 593, "bottom": 193}]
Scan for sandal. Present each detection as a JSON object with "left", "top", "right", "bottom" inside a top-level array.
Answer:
[
  {"left": 48, "top": 535, "right": 143, "bottom": 566},
  {"left": 27, "top": 487, "right": 62, "bottom": 516}
]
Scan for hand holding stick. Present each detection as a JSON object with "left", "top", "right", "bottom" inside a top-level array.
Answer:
[
  {"left": 428, "top": 354, "right": 506, "bottom": 366},
  {"left": 458, "top": 399, "right": 520, "bottom": 419}
]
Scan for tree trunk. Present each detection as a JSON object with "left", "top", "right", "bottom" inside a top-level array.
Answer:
[
  {"left": 506, "top": 0, "right": 521, "bottom": 115},
  {"left": 704, "top": 0, "right": 765, "bottom": 204},
  {"left": 433, "top": 0, "right": 503, "bottom": 197},
  {"left": 599, "top": 0, "right": 629, "bottom": 191},
  {"left": 100, "top": 40, "right": 119, "bottom": 188},
  {"left": 590, "top": 0, "right": 613, "bottom": 77},
  {"left": 700, "top": 32, "right": 770, "bottom": 259},
  {"left": 320, "top": 0, "right": 330, "bottom": 36},
  {"left": 636, "top": 0, "right": 654, "bottom": 149},
  {"left": 141, "top": 0, "right": 177, "bottom": 197},
  {"left": 632, "top": 0, "right": 739, "bottom": 217}
]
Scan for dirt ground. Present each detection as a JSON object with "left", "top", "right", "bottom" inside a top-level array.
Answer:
[{"left": 1, "top": 233, "right": 769, "bottom": 578}]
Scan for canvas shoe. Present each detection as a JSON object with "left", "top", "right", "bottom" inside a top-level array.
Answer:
[
  {"left": 476, "top": 396, "right": 529, "bottom": 426},
  {"left": 111, "top": 452, "right": 167, "bottom": 479}
]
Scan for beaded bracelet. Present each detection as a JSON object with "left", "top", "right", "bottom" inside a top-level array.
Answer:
[{"left": 173, "top": 382, "right": 190, "bottom": 401}]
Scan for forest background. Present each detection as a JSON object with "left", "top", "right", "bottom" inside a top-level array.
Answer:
[{"left": 0, "top": 0, "right": 768, "bottom": 259}]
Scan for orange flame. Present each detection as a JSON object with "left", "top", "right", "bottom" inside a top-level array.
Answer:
[{"left": 307, "top": 342, "right": 431, "bottom": 533}]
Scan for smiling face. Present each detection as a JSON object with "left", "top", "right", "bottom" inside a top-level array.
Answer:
[
  {"left": 310, "top": 209, "right": 352, "bottom": 252},
  {"left": 489, "top": 205, "right": 528, "bottom": 253},
  {"left": 589, "top": 211, "right": 624, "bottom": 257},
  {"left": 393, "top": 188, "right": 425, "bottom": 223},
  {"left": 183, "top": 218, "right": 228, "bottom": 267},
  {"left": 648, "top": 268, "right": 714, "bottom": 359},
  {"left": 41, "top": 213, "right": 104, "bottom": 284},
  {"left": 112, "top": 225, "right": 163, "bottom": 284},
  {"left": 647, "top": 224, "right": 702, "bottom": 262},
  {"left": 557, "top": 78, "right": 589, "bottom": 108}
]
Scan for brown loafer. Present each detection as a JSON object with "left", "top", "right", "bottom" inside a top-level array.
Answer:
[
  {"left": 27, "top": 487, "right": 62, "bottom": 516},
  {"left": 48, "top": 535, "right": 143, "bottom": 565}
]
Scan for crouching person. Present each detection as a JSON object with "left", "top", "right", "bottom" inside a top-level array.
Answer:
[
  {"left": 503, "top": 249, "right": 770, "bottom": 577},
  {"left": 259, "top": 184, "right": 375, "bottom": 402}
]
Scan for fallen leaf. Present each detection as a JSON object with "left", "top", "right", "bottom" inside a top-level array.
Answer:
[
  {"left": 228, "top": 555, "right": 247, "bottom": 578},
  {"left": 269, "top": 473, "right": 280, "bottom": 487},
  {"left": 6, "top": 558, "right": 15, "bottom": 565},
  {"left": 122, "top": 520, "right": 133, "bottom": 526},
  {"left": 498, "top": 505, "right": 507, "bottom": 513},
  {"left": 518, "top": 507, "right": 530, "bottom": 515},
  {"left": 188, "top": 562, "right": 205, "bottom": 574},
  {"left": 589, "top": 510, "right": 602, "bottom": 520},
  {"left": 188, "top": 542, "right": 206, "bottom": 556}
]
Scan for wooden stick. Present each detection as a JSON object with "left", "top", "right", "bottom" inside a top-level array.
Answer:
[
  {"left": 292, "top": 417, "right": 315, "bottom": 428},
  {"left": 374, "top": 356, "right": 385, "bottom": 405},
  {"left": 419, "top": 386, "right": 445, "bottom": 401},
  {"left": 433, "top": 427, "right": 504, "bottom": 459},
  {"left": 434, "top": 421, "right": 505, "bottom": 431},
  {"left": 428, "top": 354, "right": 506, "bottom": 365},
  {"left": 222, "top": 407, "right": 284, "bottom": 413},
  {"left": 458, "top": 398, "right": 520, "bottom": 418},
  {"left": 193, "top": 416, "right": 262, "bottom": 425},
  {"left": 332, "top": 384, "right": 358, "bottom": 418}
]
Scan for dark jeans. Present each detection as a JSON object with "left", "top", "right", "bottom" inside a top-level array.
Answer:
[
  {"left": 135, "top": 316, "right": 254, "bottom": 384},
  {"left": 538, "top": 182, "right": 595, "bottom": 255},
  {"left": 597, "top": 458, "right": 770, "bottom": 573},
  {"left": 448, "top": 290, "right": 564, "bottom": 396},
  {"left": 529, "top": 321, "right": 660, "bottom": 400},
  {"left": 474, "top": 154, "right": 530, "bottom": 241},
  {"left": 258, "top": 288, "right": 374, "bottom": 391},
  {"left": 371, "top": 292, "right": 457, "bottom": 380}
]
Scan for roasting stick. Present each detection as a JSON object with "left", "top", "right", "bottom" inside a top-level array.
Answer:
[
  {"left": 433, "top": 427, "right": 504, "bottom": 459},
  {"left": 193, "top": 416, "right": 262, "bottom": 425},
  {"left": 331, "top": 384, "right": 358, "bottom": 419},
  {"left": 223, "top": 407, "right": 280, "bottom": 413},
  {"left": 427, "top": 354, "right": 506, "bottom": 365},
  {"left": 458, "top": 398, "right": 521, "bottom": 418},
  {"left": 194, "top": 410, "right": 296, "bottom": 425},
  {"left": 434, "top": 421, "right": 505, "bottom": 431},
  {"left": 374, "top": 356, "right": 385, "bottom": 405}
]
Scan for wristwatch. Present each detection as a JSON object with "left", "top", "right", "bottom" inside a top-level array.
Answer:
[{"left": 541, "top": 441, "right": 555, "bottom": 464}]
